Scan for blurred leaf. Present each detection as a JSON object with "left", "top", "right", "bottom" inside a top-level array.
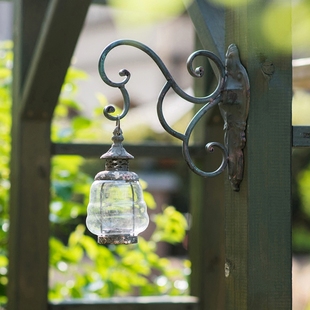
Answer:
[
  {"left": 209, "top": 0, "right": 253, "bottom": 7},
  {"left": 108, "top": 0, "right": 186, "bottom": 26},
  {"left": 261, "top": 2, "right": 291, "bottom": 53},
  {"left": 72, "top": 116, "right": 91, "bottom": 131},
  {"left": 0, "top": 41, "right": 191, "bottom": 302},
  {"left": 152, "top": 206, "right": 187, "bottom": 244},
  {"left": 298, "top": 168, "right": 310, "bottom": 219},
  {"left": 292, "top": 226, "right": 310, "bottom": 252},
  {"left": 143, "top": 191, "right": 156, "bottom": 210},
  {"left": 0, "top": 256, "right": 8, "bottom": 268},
  {"left": 79, "top": 235, "right": 99, "bottom": 260}
]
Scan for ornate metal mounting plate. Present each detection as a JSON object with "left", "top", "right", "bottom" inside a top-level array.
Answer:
[
  {"left": 219, "top": 44, "right": 250, "bottom": 191},
  {"left": 98, "top": 40, "right": 250, "bottom": 191}
]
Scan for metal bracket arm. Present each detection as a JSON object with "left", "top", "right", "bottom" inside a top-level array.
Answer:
[{"left": 98, "top": 40, "right": 250, "bottom": 191}]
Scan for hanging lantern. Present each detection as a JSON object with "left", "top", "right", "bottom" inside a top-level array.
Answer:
[{"left": 86, "top": 122, "right": 149, "bottom": 245}]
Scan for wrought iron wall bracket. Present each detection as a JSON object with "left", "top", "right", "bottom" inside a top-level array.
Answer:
[{"left": 98, "top": 40, "right": 250, "bottom": 191}]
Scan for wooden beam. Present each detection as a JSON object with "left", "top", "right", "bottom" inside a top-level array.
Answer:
[
  {"left": 9, "top": 121, "right": 52, "bottom": 310},
  {"left": 292, "top": 126, "right": 310, "bottom": 147},
  {"left": 20, "top": 0, "right": 92, "bottom": 120},
  {"left": 9, "top": 1, "right": 50, "bottom": 308},
  {"left": 48, "top": 296, "right": 199, "bottom": 310},
  {"left": 9, "top": 1, "right": 90, "bottom": 309},
  {"left": 91, "top": 0, "right": 107, "bottom": 4},
  {"left": 189, "top": 36, "right": 225, "bottom": 310},
  {"left": 224, "top": 2, "right": 292, "bottom": 309},
  {"left": 187, "top": 0, "right": 225, "bottom": 62},
  {"left": 51, "top": 143, "right": 206, "bottom": 159},
  {"left": 49, "top": 125, "right": 310, "bottom": 160}
]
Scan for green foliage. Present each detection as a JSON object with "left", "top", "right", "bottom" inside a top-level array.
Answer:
[
  {"left": 49, "top": 58, "right": 190, "bottom": 301},
  {"left": 298, "top": 168, "right": 310, "bottom": 219},
  {"left": 108, "top": 0, "right": 188, "bottom": 26},
  {"left": 292, "top": 226, "right": 310, "bottom": 253},
  {"left": 152, "top": 206, "right": 188, "bottom": 244},
  {"left": 49, "top": 222, "right": 190, "bottom": 300},
  {"left": 0, "top": 41, "right": 189, "bottom": 303},
  {"left": 0, "top": 41, "right": 12, "bottom": 305},
  {"left": 50, "top": 153, "right": 190, "bottom": 300},
  {"left": 208, "top": 0, "right": 310, "bottom": 54},
  {"left": 294, "top": 166, "right": 310, "bottom": 252}
]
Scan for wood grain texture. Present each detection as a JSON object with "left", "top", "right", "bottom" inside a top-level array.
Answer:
[
  {"left": 51, "top": 143, "right": 206, "bottom": 159},
  {"left": 189, "top": 36, "right": 225, "bottom": 310},
  {"left": 224, "top": 2, "right": 292, "bottom": 309},
  {"left": 293, "top": 126, "right": 310, "bottom": 147},
  {"left": 9, "top": 1, "right": 50, "bottom": 308},
  {"left": 187, "top": 0, "right": 225, "bottom": 62},
  {"left": 48, "top": 296, "right": 199, "bottom": 310},
  {"left": 9, "top": 1, "right": 91, "bottom": 309},
  {"left": 20, "top": 0, "right": 92, "bottom": 120}
]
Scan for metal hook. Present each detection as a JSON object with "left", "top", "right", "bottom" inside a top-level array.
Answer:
[{"left": 98, "top": 40, "right": 250, "bottom": 191}]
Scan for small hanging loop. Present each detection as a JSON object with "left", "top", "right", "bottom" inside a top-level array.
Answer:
[{"left": 116, "top": 116, "right": 121, "bottom": 130}]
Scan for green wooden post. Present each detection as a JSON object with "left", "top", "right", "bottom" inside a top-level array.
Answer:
[
  {"left": 188, "top": 1, "right": 292, "bottom": 309},
  {"left": 188, "top": 2, "right": 226, "bottom": 309},
  {"left": 9, "top": 1, "right": 50, "bottom": 309},
  {"left": 224, "top": 2, "right": 292, "bottom": 309},
  {"left": 189, "top": 36, "right": 225, "bottom": 310},
  {"left": 9, "top": 1, "right": 91, "bottom": 309}
]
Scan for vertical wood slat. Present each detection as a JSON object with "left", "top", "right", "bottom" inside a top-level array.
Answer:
[
  {"left": 9, "top": 1, "right": 91, "bottom": 309},
  {"left": 48, "top": 296, "right": 199, "bottom": 310},
  {"left": 187, "top": 0, "right": 225, "bottom": 62},
  {"left": 292, "top": 126, "right": 310, "bottom": 147},
  {"left": 189, "top": 36, "right": 225, "bottom": 310},
  {"left": 9, "top": 1, "right": 50, "bottom": 309},
  {"left": 224, "top": 2, "right": 292, "bottom": 309},
  {"left": 8, "top": 121, "right": 52, "bottom": 310},
  {"left": 20, "top": 0, "right": 92, "bottom": 119}
]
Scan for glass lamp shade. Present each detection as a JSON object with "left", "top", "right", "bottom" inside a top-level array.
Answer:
[{"left": 86, "top": 170, "right": 149, "bottom": 244}]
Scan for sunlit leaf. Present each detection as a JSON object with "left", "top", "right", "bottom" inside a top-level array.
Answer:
[
  {"left": 261, "top": 2, "right": 292, "bottom": 53},
  {"left": 209, "top": 0, "right": 253, "bottom": 7},
  {"left": 143, "top": 191, "right": 156, "bottom": 209},
  {"left": 108, "top": 0, "right": 186, "bottom": 26},
  {"left": 152, "top": 206, "right": 187, "bottom": 243}
]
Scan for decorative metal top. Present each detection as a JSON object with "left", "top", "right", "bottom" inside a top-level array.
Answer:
[
  {"left": 97, "top": 40, "right": 250, "bottom": 190},
  {"left": 99, "top": 119, "right": 134, "bottom": 173},
  {"left": 100, "top": 119, "right": 134, "bottom": 160}
]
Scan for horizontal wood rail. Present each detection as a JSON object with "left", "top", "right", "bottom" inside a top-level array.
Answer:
[
  {"left": 48, "top": 296, "right": 199, "bottom": 310},
  {"left": 292, "top": 126, "right": 310, "bottom": 147},
  {"left": 51, "top": 126, "right": 310, "bottom": 160},
  {"left": 51, "top": 142, "right": 206, "bottom": 159}
]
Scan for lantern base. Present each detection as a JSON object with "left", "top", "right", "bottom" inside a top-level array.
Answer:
[{"left": 97, "top": 234, "right": 138, "bottom": 245}]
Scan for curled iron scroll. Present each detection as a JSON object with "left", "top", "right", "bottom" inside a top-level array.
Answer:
[{"left": 98, "top": 39, "right": 249, "bottom": 183}]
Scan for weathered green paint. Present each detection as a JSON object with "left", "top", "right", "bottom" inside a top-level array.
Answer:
[
  {"left": 48, "top": 296, "right": 199, "bottom": 310},
  {"left": 187, "top": 0, "right": 225, "bottom": 62},
  {"left": 9, "top": 1, "right": 91, "bottom": 309},
  {"left": 20, "top": 0, "right": 92, "bottom": 120},
  {"left": 9, "top": 1, "right": 50, "bottom": 308},
  {"left": 188, "top": 1, "right": 292, "bottom": 309},
  {"left": 51, "top": 143, "right": 206, "bottom": 159},
  {"left": 189, "top": 36, "right": 225, "bottom": 310},
  {"left": 224, "top": 2, "right": 292, "bottom": 309},
  {"left": 9, "top": 0, "right": 293, "bottom": 309},
  {"left": 293, "top": 126, "right": 310, "bottom": 147},
  {"left": 9, "top": 121, "right": 51, "bottom": 310},
  {"left": 48, "top": 125, "right": 310, "bottom": 157}
]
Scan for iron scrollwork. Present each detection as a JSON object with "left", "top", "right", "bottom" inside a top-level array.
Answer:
[{"left": 98, "top": 39, "right": 250, "bottom": 191}]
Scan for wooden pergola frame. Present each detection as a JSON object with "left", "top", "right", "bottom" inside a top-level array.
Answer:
[{"left": 8, "top": 0, "right": 307, "bottom": 309}]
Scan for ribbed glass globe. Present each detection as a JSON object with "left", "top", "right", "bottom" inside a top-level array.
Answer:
[{"left": 86, "top": 175, "right": 149, "bottom": 244}]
